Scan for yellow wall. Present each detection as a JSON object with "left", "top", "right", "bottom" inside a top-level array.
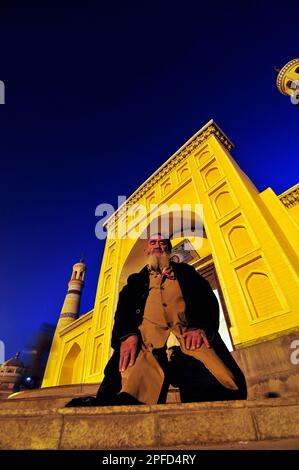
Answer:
[
  {"left": 42, "top": 120, "right": 299, "bottom": 387},
  {"left": 42, "top": 311, "right": 93, "bottom": 387}
]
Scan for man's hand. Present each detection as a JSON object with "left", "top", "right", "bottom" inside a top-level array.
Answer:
[
  {"left": 183, "top": 329, "right": 210, "bottom": 350},
  {"left": 119, "top": 335, "right": 139, "bottom": 372}
]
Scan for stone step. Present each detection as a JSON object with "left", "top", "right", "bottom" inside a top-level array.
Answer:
[
  {"left": 0, "top": 384, "right": 180, "bottom": 410},
  {"left": 0, "top": 397, "right": 298, "bottom": 450},
  {"left": 5, "top": 383, "right": 100, "bottom": 399},
  {"left": 0, "top": 384, "right": 100, "bottom": 410}
]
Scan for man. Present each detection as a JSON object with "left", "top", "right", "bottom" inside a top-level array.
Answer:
[{"left": 66, "top": 233, "right": 247, "bottom": 407}]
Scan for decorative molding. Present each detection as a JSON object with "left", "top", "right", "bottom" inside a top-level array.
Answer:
[
  {"left": 60, "top": 312, "right": 78, "bottom": 319},
  {"left": 67, "top": 289, "right": 82, "bottom": 295},
  {"left": 105, "top": 121, "right": 233, "bottom": 232},
  {"left": 279, "top": 183, "right": 299, "bottom": 208},
  {"left": 59, "top": 310, "right": 93, "bottom": 336}
]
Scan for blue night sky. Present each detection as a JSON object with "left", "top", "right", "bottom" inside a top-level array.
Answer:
[{"left": 0, "top": 2, "right": 298, "bottom": 360}]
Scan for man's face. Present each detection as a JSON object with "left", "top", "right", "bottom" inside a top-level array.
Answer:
[{"left": 147, "top": 234, "right": 169, "bottom": 257}]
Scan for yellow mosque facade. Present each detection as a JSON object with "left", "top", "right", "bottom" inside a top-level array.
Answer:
[{"left": 42, "top": 120, "right": 299, "bottom": 397}]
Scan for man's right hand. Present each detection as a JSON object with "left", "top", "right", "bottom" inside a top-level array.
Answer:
[{"left": 119, "top": 335, "right": 139, "bottom": 372}]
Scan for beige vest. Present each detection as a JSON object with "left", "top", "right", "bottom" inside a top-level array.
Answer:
[{"left": 120, "top": 269, "right": 238, "bottom": 404}]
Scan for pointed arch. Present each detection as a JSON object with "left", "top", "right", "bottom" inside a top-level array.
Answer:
[{"left": 59, "top": 343, "right": 82, "bottom": 385}]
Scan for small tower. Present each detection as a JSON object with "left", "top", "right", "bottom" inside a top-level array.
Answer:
[
  {"left": 276, "top": 58, "right": 299, "bottom": 105},
  {"left": 57, "top": 258, "right": 86, "bottom": 330}
]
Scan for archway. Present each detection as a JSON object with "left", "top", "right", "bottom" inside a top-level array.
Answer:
[
  {"left": 59, "top": 343, "right": 81, "bottom": 385},
  {"left": 119, "top": 209, "right": 234, "bottom": 350}
]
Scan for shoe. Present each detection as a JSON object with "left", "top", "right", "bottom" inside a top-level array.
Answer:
[
  {"left": 65, "top": 396, "right": 98, "bottom": 407},
  {"left": 114, "top": 392, "right": 143, "bottom": 405}
]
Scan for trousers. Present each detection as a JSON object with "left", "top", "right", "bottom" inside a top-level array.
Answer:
[{"left": 96, "top": 333, "right": 247, "bottom": 405}]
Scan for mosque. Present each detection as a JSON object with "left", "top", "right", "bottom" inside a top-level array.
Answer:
[
  {"left": 0, "top": 61, "right": 298, "bottom": 450},
  {"left": 41, "top": 112, "right": 299, "bottom": 399},
  {"left": 0, "top": 353, "right": 25, "bottom": 399},
  {"left": 2, "top": 59, "right": 298, "bottom": 402}
]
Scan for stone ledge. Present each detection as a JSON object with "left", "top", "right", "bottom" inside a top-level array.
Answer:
[
  {"left": 0, "top": 398, "right": 298, "bottom": 449},
  {"left": 2, "top": 396, "right": 296, "bottom": 413},
  {"left": 0, "top": 416, "right": 63, "bottom": 450},
  {"left": 6, "top": 383, "right": 100, "bottom": 399}
]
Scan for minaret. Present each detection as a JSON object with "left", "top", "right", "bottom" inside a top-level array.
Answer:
[
  {"left": 57, "top": 258, "right": 86, "bottom": 330},
  {"left": 276, "top": 58, "right": 299, "bottom": 106}
]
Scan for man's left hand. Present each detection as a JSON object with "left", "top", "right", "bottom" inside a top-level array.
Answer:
[{"left": 183, "top": 329, "right": 210, "bottom": 350}]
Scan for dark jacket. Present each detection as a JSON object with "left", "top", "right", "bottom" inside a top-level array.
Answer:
[
  {"left": 97, "top": 261, "right": 247, "bottom": 404},
  {"left": 111, "top": 262, "right": 220, "bottom": 350}
]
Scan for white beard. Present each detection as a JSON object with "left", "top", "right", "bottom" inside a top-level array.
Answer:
[{"left": 147, "top": 251, "right": 170, "bottom": 272}]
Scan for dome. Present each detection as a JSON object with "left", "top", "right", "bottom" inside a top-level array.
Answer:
[
  {"left": 77, "top": 258, "right": 85, "bottom": 265},
  {"left": 276, "top": 58, "right": 299, "bottom": 95},
  {"left": 1, "top": 352, "right": 24, "bottom": 368},
  {"left": 0, "top": 352, "right": 26, "bottom": 396}
]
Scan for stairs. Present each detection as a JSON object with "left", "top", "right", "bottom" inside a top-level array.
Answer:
[{"left": 0, "top": 386, "right": 299, "bottom": 449}]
